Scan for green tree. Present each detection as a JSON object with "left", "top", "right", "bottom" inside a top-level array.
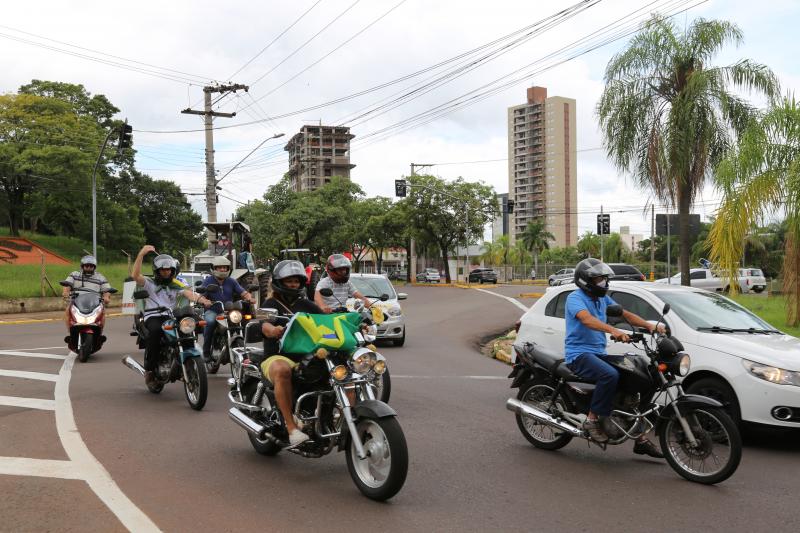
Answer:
[
  {"left": 597, "top": 15, "right": 778, "bottom": 286},
  {"left": 365, "top": 200, "right": 407, "bottom": 273},
  {"left": 577, "top": 231, "right": 601, "bottom": 258},
  {"left": 519, "top": 220, "right": 554, "bottom": 278},
  {"left": 401, "top": 174, "right": 497, "bottom": 283},
  {"left": 709, "top": 98, "right": 800, "bottom": 324}
]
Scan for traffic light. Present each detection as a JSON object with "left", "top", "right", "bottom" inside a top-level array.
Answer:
[
  {"left": 596, "top": 213, "right": 610, "bottom": 235},
  {"left": 117, "top": 120, "right": 133, "bottom": 154},
  {"left": 395, "top": 179, "right": 407, "bottom": 197},
  {"left": 506, "top": 199, "right": 514, "bottom": 214}
]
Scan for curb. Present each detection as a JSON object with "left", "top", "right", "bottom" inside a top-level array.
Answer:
[{"left": 518, "top": 292, "right": 544, "bottom": 298}]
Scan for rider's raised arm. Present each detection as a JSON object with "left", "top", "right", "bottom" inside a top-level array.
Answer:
[{"left": 132, "top": 245, "right": 155, "bottom": 286}]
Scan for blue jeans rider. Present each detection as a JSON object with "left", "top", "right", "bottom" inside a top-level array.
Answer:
[{"left": 201, "top": 256, "right": 255, "bottom": 360}]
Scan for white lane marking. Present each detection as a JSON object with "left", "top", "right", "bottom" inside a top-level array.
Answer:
[
  {"left": 0, "top": 457, "right": 82, "bottom": 479},
  {"left": 0, "top": 395, "right": 55, "bottom": 410},
  {"left": 8, "top": 346, "right": 67, "bottom": 351},
  {"left": 55, "top": 352, "right": 161, "bottom": 532},
  {"left": 0, "top": 350, "right": 67, "bottom": 360},
  {"left": 473, "top": 288, "right": 530, "bottom": 312},
  {"left": 0, "top": 369, "right": 59, "bottom": 382},
  {"left": 393, "top": 375, "right": 506, "bottom": 380}
]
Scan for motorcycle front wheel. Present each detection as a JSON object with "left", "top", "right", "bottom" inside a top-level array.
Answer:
[
  {"left": 346, "top": 416, "right": 408, "bottom": 501},
  {"left": 78, "top": 332, "right": 93, "bottom": 363},
  {"left": 659, "top": 406, "right": 741, "bottom": 485},
  {"left": 183, "top": 356, "right": 208, "bottom": 411}
]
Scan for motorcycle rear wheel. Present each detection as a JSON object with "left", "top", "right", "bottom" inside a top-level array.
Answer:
[
  {"left": 183, "top": 357, "right": 208, "bottom": 411},
  {"left": 659, "top": 406, "right": 741, "bottom": 485},
  {"left": 78, "top": 333, "right": 92, "bottom": 363},
  {"left": 516, "top": 379, "right": 573, "bottom": 450},
  {"left": 346, "top": 416, "right": 408, "bottom": 501}
]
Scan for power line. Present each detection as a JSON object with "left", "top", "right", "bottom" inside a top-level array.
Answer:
[{"left": 227, "top": 0, "right": 326, "bottom": 80}]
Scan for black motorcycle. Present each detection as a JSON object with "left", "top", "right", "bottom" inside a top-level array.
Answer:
[
  {"left": 198, "top": 283, "right": 258, "bottom": 375},
  {"left": 506, "top": 303, "right": 742, "bottom": 485},
  {"left": 226, "top": 296, "right": 406, "bottom": 501}
]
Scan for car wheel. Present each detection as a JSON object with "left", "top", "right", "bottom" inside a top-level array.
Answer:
[
  {"left": 753, "top": 287, "right": 764, "bottom": 293},
  {"left": 548, "top": 279, "right": 554, "bottom": 286},
  {"left": 392, "top": 328, "right": 405, "bottom": 347},
  {"left": 685, "top": 376, "right": 742, "bottom": 426}
]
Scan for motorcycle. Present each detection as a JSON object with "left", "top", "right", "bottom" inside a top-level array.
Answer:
[
  {"left": 506, "top": 303, "right": 742, "bottom": 485},
  {"left": 197, "top": 283, "right": 258, "bottom": 375},
  {"left": 60, "top": 281, "right": 117, "bottom": 362},
  {"left": 122, "top": 289, "right": 208, "bottom": 411},
  {"left": 226, "top": 295, "right": 408, "bottom": 501}
]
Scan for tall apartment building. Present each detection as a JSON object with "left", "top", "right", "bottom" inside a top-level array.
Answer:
[
  {"left": 284, "top": 124, "right": 355, "bottom": 192},
  {"left": 507, "top": 86, "right": 577, "bottom": 248}
]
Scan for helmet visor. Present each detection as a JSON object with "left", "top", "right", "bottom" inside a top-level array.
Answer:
[
  {"left": 153, "top": 255, "right": 175, "bottom": 270},
  {"left": 585, "top": 262, "right": 615, "bottom": 279}
]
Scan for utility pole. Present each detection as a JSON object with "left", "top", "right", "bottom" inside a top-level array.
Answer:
[
  {"left": 181, "top": 83, "right": 248, "bottom": 240},
  {"left": 409, "top": 163, "right": 433, "bottom": 283},
  {"left": 650, "top": 204, "right": 655, "bottom": 280}
]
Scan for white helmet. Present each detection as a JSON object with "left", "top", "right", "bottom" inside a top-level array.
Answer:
[{"left": 211, "top": 256, "right": 231, "bottom": 280}]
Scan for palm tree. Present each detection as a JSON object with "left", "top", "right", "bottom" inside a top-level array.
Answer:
[
  {"left": 479, "top": 240, "right": 503, "bottom": 267},
  {"left": 520, "top": 220, "right": 554, "bottom": 279},
  {"left": 597, "top": 15, "right": 778, "bottom": 286},
  {"left": 709, "top": 98, "right": 800, "bottom": 325}
]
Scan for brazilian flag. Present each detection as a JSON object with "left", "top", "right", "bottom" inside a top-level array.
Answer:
[{"left": 279, "top": 312, "right": 362, "bottom": 355}]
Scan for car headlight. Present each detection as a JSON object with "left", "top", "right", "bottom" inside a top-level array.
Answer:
[
  {"left": 742, "top": 360, "right": 800, "bottom": 387},
  {"left": 352, "top": 351, "right": 377, "bottom": 374},
  {"left": 179, "top": 317, "right": 197, "bottom": 334},
  {"left": 386, "top": 304, "right": 402, "bottom": 317},
  {"left": 228, "top": 310, "right": 243, "bottom": 324}
]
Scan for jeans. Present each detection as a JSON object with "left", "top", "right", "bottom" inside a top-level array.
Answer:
[
  {"left": 144, "top": 316, "right": 167, "bottom": 372},
  {"left": 202, "top": 306, "right": 222, "bottom": 356},
  {"left": 568, "top": 353, "right": 619, "bottom": 417}
]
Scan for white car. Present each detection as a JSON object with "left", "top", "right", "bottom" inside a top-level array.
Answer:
[
  {"left": 348, "top": 273, "right": 407, "bottom": 347},
  {"left": 517, "top": 282, "right": 800, "bottom": 428},
  {"left": 739, "top": 268, "right": 767, "bottom": 293},
  {"left": 655, "top": 268, "right": 750, "bottom": 293}
]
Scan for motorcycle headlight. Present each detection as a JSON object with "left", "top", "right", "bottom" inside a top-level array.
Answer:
[
  {"left": 228, "top": 310, "right": 243, "bottom": 324},
  {"left": 72, "top": 308, "right": 100, "bottom": 325},
  {"left": 331, "top": 365, "right": 348, "bottom": 381},
  {"left": 742, "top": 360, "right": 800, "bottom": 387},
  {"left": 352, "top": 351, "right": 377, "bottom": 374},
  {"left": 179, "top": 317, "right": 196, "bottom": 334},
  {"left": 676, "top": 354, "right": 690, "bottom": 376}
]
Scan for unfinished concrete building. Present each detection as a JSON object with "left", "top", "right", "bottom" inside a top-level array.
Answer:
[{"left": 284, "top": 125, "right": 356, "bottom": 192}]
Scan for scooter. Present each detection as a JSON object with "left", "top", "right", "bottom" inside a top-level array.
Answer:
[{"left": 60, "top": 281, "right": 117, "bottom": 362}]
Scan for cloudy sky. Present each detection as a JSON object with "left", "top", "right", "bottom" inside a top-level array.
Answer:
[{"left": 2, "top": 0, "right": 798, "bottom": 240}]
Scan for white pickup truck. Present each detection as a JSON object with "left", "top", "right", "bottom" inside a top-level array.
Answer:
[{"left": 655, "top": 268, "right": 751, "bottom": 293}]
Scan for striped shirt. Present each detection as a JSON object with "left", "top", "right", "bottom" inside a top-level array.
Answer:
[
  {"left": 315, "top": 276, "right": 357, "bottom": 309},
  {"left": 62, "top": 271, "right": 110, "bottom": 294}
]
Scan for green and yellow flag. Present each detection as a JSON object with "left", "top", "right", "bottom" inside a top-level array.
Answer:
[{"left": 279, "top": 312, "right": 362, "bottom": 354}]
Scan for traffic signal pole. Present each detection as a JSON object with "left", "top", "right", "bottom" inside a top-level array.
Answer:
[
  {"left": 90, "top": 127, "right": 120, "bottom": 259},
  {"left": 600, "top": 205, "right": 604, "bottom": 261}
]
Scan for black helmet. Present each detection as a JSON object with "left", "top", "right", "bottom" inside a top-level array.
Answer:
[
  {"left": 325, "top": 254, "right": 352, "bottom": 283},
  {"left": 574, "top": 258, "right": 614, "bottom": 298},
  {"left": 271, "top": 260, "right": 308, "bottom": 305},
  {"left": 152, "top": 254, "right": 177, "bottom": 284}
]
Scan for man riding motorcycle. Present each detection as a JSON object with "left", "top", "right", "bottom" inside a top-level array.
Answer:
[
  {"left": 132, "top": 245, "right": 212, "bottom": 388},
  {"left": 61, "top": 255, "right": 111, "bottom": 326},
  {"left": 200, "top": 256, "right": 256, "bottom": 362},
  {"left": 314, "top": 254, "right": 372, "bottom": 313},
  {"left": 259, "top": 260, "right": 325, "bottom": 447},
  {"left": 565, "top": 258, "right": 665, "bottom": 457}
]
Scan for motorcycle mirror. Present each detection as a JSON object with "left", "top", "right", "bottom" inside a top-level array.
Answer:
[
  {"left": 195, "top": 287, "right": 206, "bottom": 294},
  {"left": 124, "top": 276, "right": 134, "bottom": 282},
  {"left": 205, "top": 283, "right": 220, "bottom": 293},
  {"left": 106, "top": 287, "right": 118, "bottom": 294},
  {"left": 319, "top": 288, "right": 334, "bottom": 297},
  {"left": 133, "top": 290, "right": 149, "bottom": 300},
  {"left": 397, "top": 292, "right": 408, "bottom": 300},
  {"left": 379, "top": 293, "right": 390, "bottom": 302},
  {"left": 662, "top": 303, "right": 671, "bottom": 316},
  {"left": 606, "top": 304, "right": 624, "bottom": 317},
  {"left": 194, "top": 280, "right": 203, "bottom": 287},
  {"left": 59, "top": 281, "right": 71, "bottom": 287},
  {"left": 259, "top": 307, "right": 278, "bottom": 320}
]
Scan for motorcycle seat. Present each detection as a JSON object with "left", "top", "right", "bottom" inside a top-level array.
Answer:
[{"left": 528, "top": 344, "right": 589, "bottom": 383}]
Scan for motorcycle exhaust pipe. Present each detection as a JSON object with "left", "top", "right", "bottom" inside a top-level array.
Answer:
[
  {"left": 121, "top": 356, "right": 146, "bottom": 376},
  {"left": 506, "top": 398, "right": 584, "bottom": 437},
  {"left": 228, "top": 407, "right": 266, "bottom": 438}
]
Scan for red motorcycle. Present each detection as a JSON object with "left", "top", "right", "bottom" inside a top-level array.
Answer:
[{"left": 60, "top": 282, "right": 117, "bottom": 362}]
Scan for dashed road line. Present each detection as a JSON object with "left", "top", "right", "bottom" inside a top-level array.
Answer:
[
  {"left": 0, "top": 369, "right": 59, "bottom": 381},
  {"left": 0, "top": 350, "right": 67, "bottom": 360},
  {"left": 0, "top": 395, "right": 55, "bottom": 410}
]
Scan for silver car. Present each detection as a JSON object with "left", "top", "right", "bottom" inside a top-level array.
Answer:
[
  {"left": 348, "top": 273, "right": 407, "bottom": 347},
  {"left": 548, "top": 268, "right": 575, "bottom": 286}
]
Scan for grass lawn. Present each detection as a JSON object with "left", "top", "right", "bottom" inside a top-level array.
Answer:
[
  {"left": 729, "top": 293, "right": 800, "bottom": 338},
  {"left": 0, "top": 227, "right": 120, "bottom": 263},
  {"left": 0, "top": 263, "right": 132, "bottom": 298}
]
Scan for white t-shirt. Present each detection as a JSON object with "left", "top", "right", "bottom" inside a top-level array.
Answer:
[
  {"left": 140, "top": 277, "right": 189, "bottom": 319},
  {"left": 315, "top": 276, "right": 356, "bottom": 309}
]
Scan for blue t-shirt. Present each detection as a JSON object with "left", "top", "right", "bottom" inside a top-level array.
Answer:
[
  {"left": 564, "top": 289, "right": 617, "bottom": 363},
  {"left": 202, "top": 275, "right": 245, "bottom": 304}
]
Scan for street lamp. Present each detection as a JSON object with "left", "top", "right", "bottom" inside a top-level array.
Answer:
[{"left": 215, "top": 133, "right": 285, "bottom": 187}]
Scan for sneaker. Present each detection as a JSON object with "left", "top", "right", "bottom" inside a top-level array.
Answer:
[
  {"left": 292, "top": 415, "right": 305, "bottom": 431},
  {"left": 633, "top": 439, "right": 664, "bottom": 459},
  {"left": 288, "top": 429, "right": 310, "bottom": 447},
  {"left": 583, "top": 418, "right": 609, "bottom": 443}
]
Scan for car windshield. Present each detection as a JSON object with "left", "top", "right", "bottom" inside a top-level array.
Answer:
[
  {"left": 350, "top": 277, "right": 397, "bottom": 299},
  {"left": 652, "top": 290, "right": 777, "bottom": 332}
]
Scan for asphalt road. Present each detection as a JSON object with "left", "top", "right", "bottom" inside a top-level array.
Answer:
[{"left": 1, "top": 284, "right": 798, "bottom": 532}]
